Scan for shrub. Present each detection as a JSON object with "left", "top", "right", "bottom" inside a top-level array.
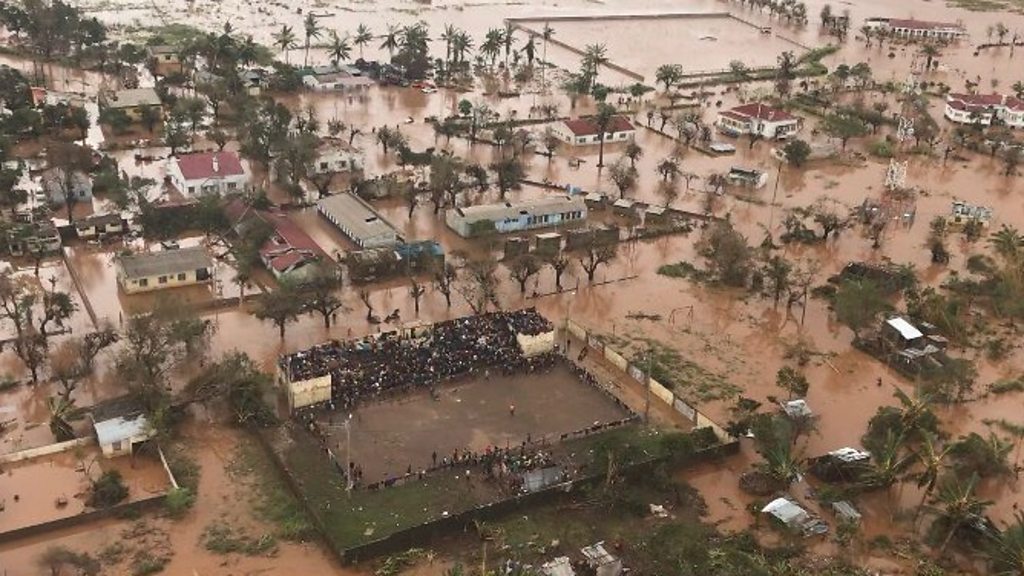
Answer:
[
  {"left": 88, "top": 470, "right": 129, "bottom": 508},
  {"left": 164, "top": 486, "right": 195, "bottom": 518},
  {"left": 868, "top": 140, "right": 894, "bottom": 158}
]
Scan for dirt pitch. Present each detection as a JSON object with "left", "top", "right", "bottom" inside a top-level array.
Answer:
[{"left": 315, "top": 361, "right": 631, "bottom": 481}]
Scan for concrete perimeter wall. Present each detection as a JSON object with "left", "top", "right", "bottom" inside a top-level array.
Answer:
[
  {"left": 0, "top": 437, "right": 94, "bottom": 464},
  {"left": 567, "top": 318, "right": 736, "bottom": 445}
]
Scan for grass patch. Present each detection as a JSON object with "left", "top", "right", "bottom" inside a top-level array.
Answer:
[
  {"left": 989, "top": 376, "right": 1024, "bottom": 395},
  {"left": 657, "top": 261, "right": 712, "bottom": 282},
  {"left": 130, "top": 551, "right": 168, "bottom": 576},
  {"left": 630, "top": 339, "right": 741, "bottom": 403},
  {"left": 202, "top": 522, "right": 278, "bottom": 556},
  {"left": 227, "top": 441, "right": 316, "bottom": 541}
]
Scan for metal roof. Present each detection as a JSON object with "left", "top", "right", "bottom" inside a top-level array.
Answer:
[
  {"left": 117, "top": 246, "right": 213, "bottom": 279},
  {"left": 450, "top": 196, "right": 586, "bottom": 223},
  {"left": 886, "top": 317, "right": 924, "bottom": 340},
  {"left": 94, "top": 414, "right": 151, "bottom": 446},
  {"left": 105, "top": 88, "right": 161, "bottom": 109},
  {"left": 762, "top": 497, "right": 808, "bottom": 526},
  {"left": 317, "top": 193, "right": 400, "bottom": 243}
]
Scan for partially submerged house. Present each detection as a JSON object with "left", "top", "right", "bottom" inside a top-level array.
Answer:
[
  {"left": 346, "top": 240, "right": 444, "bottom": 283},
  {"left": 809, "top": 446, "right": 871, "bottom": 482},
  {"left": 74, "top": 212, "right": 124, "bottom": 239},
  {"left": 580, "top": 542, "right": 622, "bottom": 576},
  {"left": 302, "top": 65, "right": 374, "bottom": 92},
  {"left": 317, "top": 192, "right": 403, "bottom": 249},
  {"left": 727, "top": 166, "right": 769, "bottom": 189},
  {"left": 94, "top": 413, "right": 154, "bottom": 458},
  {"left": 880, "top": 316, "right": 950, "bottom": 370},
  {"left": 446, "top": 196, "right": 587, "bottom": 238},
  {"left": 761, "top": 497, "right": 828, "bottom": 537},
  {"left": 312, "top": 140, "right": 364, "bottom": 174},
  {"left": 864, "top": 18, "right": 968, "bottom": 41},
  {"left": 115, "top": 246, "right": 214, "bottom": 294},
  {"left": 100, "top": 88, "right": 162, "bottom": 122},
  {"left": 943, "top": 93, "right": 1024, "bottom": 127},
  {"left": 225, "top": 199, "right": 327, "bottom": 280},
  {"left": 41, "top": 167, "right": 92, "bottom": 204},
  {"left": 551, "top": 115, "right": 636, "bottom": 146},
  {"left": 147, "top": 45, "right": 183, "bottom": 77},
  {"left": 949, "top": 200, "right": 993, "bottom": 226},
  {"left": 167, "top": 151, "right": 249, "bottom": 197},
  {"left": 6, "top": 221, "right": 61, "bottom": 255},
  {"left": 717, "top": 103, "right": 801, "bottom": 140}
]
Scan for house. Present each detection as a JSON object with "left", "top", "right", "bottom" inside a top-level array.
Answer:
[
  {"left": 781, "top": 399, "right": 813, "bottom": 419},
  {"left": 93, "top": 413, "right": 155, "bottom": 458},
  {"left": 317, "top": 192, "right": 402, "bottom": 248},
  {"left": 312, "top": 140, "right": 363, "bottom": 174},
  {"left": 809, "top": 447, "right": 871, "bottom": 482},
  {"left": 864, "top": 18, "right": 968, "bottom": 41},
  {"left": 534, "top": 232, "right": 562, "bottom": 256},
  {"left": 943, "top": 93, "right": 1024, "bottom": 128},
  {"left": 115, "top": 246, "right": 214, "bottom": 294},
  {"left": 167, "top": 151, "right": 249, "bottom": 197},
  {"left": 74, "top": 212, "right": 124, "bottom": 239},
  {"left": 147, "top": 45, "right": 183, "bottom": 76},
  {"left": 882, "top": 316, "right": 924, "bottom": 349},
  {"left": 717, "top": 103, "right": 801, "bottom": 140},
  {"left": 224, "top": 199, "right": 328, "bottom": 280},
  {"left": 6, "top": 221, "right": 61, "bottom": 255},
  {"left": 551, "top": 115, "right": 636, "bottom": 146},
  {"left": 580, "top": 542, "right": 622, "bottom": 576},
  {"left": 949, "top": 200, "right": 993, "bottom": 226},
  {"left": 302, "top": 65, "right": 374, "bottom": 92},
  {"left": 445, "top": 196, "right": 587, "bottom": 238},
  {"left": 41, "top": 167, "right": 92, "bottom": 204},
  {"left": 761, "top": 497, "right": 829, "bottom": 537},
  {"left": 101, "top": 88, "right": 162, "bottom": 122},
  {"left": 239, "top": 68, "right": 269, "bottom": 96},
  {"left": 346, "top": 240, "right": 444, "bottom": 283},
  {"left": 727, "top": 166, "right": 769, "bottom": 189}
]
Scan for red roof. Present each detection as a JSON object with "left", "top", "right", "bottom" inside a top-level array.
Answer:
[
  {"left": 175, "top": 151, "right": 245, "bottom": 181},
  {"left": 562, "top": 115, "right": 635, "bottom": 137},
  {"left": 224, "top": 198, "right": 328, "bottom": 272},
  {"left": 727, "top": 103, "right": 798, "bottom": 123},
  {"left": 265, "top": 249, "right": 317, "bottom": 273},
  {"left": 948, "top": 93, "right": 1004, "bottom": 107},
  {"left": 888, "top": 19, "right": 965, "bottom": 32}
]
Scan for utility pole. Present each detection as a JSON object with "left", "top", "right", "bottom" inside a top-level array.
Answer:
[{"left": 643, "top": 345, "right": 653, "bottom": 424}]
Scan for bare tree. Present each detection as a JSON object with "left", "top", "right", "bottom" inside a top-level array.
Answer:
[
  {"left": 508, "top": 254, "right": 542, "bottom": 293},
  {"left": 433, "top": 262, "right": 458, "bottom": 308},
  {"left": 579, "top": 244, "right": 617, "bottom": 282},
  {"left": 458, "top": 255, "right": 500, "bottom": 313},
  {"left": 409, "top": 277, "right": 426, "bottom": 314},
  {"left": 357, "top": 288, "right": 375, "bottom": 321},
  {"left": 547, "top": 253, "right": 573, "bottom": 291}
]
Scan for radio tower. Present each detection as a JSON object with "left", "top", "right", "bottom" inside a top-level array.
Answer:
[{"left": 885, "top": 55, "right": 921, "bottom": 191}]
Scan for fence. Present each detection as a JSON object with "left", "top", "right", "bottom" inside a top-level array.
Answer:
[
  {"left": 0, "top": 437, "right": 94, "bottom": 464},
  {"left": 0, "top": 495, "right": 167, "bottom": 545},
  {"left": 566, "top": 318, "right": 736, "bottom": 445}
]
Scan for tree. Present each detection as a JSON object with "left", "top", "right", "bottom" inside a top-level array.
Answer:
[
  {"left": 655, "top": 63, "right": 682, "bottom": 92},
  {"left": 491, "top": 157, "right": 524, "bottom": 199},
  {"left": 459, "top": 255, "right": 500, "bottom": 313},
  {"left": 300, "top": 265, "right": 344, "bottom": 328},
  {"left": 1004, "top": 147, "right": 1021, "bottom": 177},
  {"left": 327, "top": 31, "right": 351, "bottom": 66},
  {"left": 0, "top": 271, "right": 76, "bottom": 382},
  {"left": 624, "top": 141, "right": 643, "bottom": 168},
  {"left": 409, "top": 277, "right": 426, "bottom": 314},
  {"left": 164, "top": 118, "right": 190, "bottom": 155},
  {"left": 546, "top": 253, "right": 572, "bottom": 291},
  {"left": 115, "top": 307, "right": 213, "bottom": 413},
  {"left": 579, "top": 244, "right": 617, "bottom": 282},
  {"left": 508, "top": 254, "right": 542, "bottom": 293},
  {"left": 824, "top": 113, "right": 869, "bottom": 150},
  {"left": 433, "top": 262, "right": 458, "bottom": 307},
  {"left": 185, "top": 352, "right": 277, "bottom": 426},
  {"left": 776, "top": 366, "right": 809, "bottom": 399},
  {"left": 833, "top": 279, "right": 885, "bottom": 338},
  {"left": 912, "top": 433, "right": 953, "bottom": 517},
  {"left": 656, "top": 157, "right": 680, "bottom": 182},
  {"left": 37, "top": 546, "right": 100, "bottom": 576},
  {"left": 273, "top": 25, "right": 296, "bottom": 64},
  {"left": 274, "top": 130, "right": 319, "bottom": 198},
  {"left": 353, "top": 24, "right": 373, "bottom": 59},
  {"left": 776, "top": 51, "right": 797, "bottom": 95},
  {"left": 256, "top": 280, "right": 303, "bottom": 338},
  {"left": 607, "top": 159, "right": 637, "bottom": 198},
  {"left": 985, "top": 511, "right": 1024, "bottom": 575},
  {"left": 46, "top": 142, "right": 92, "bottom": 222},
  {"left": 302, "top": 13, "right": 321, "bottom": 67},
  {"left": 921, "top": 43, "right": 941, "bottom": 70},
  {"left": 430, "top": 152, "right": 464, "bottom": 210},
  {"left": 763, "top": 255, "right": 792, "bottom": 305},
  {"left": 928, "top": 473, "right": 992, "bottom": 554},
  {"left": 783, "top": 138, "right": 812, "bottom": 167},
  {"left": 696, "top": 221, "right": 752, "bottom": 287},
  {"left": 593, "top": 102, "right": 616, "bottom": 168}
]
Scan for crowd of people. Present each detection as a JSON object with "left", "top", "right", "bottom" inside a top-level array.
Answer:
[{"left": 283, "top": 309, "right": 555, "bottom": 410}]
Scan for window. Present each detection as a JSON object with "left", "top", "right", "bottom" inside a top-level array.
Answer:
[
  {"left": 138, "top": 278, "right": 148, "bottom": 287},
  {"left": 177, "top": 273, "right": 186, "bottom": 281},
  {"left": 227, "top": 182, "right": 237, "bottom": 190},
  {"left": 158, "top": 275, "right": 167, "bottom": 284},
  {"left": 320, "top": 162, "right": 329, "bottom": 170},
  {"left": 112, "top": 440, "right": 123, "bottom": 452},
  {"left": 188, "top": 186, "right": 195, "bottom": 194}
]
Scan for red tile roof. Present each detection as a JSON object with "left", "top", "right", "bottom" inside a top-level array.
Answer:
[
  {"left": 727, "top": 103, "right": 797, "bottom": 123},
  {"left": 562, "top": 115, "right": 635, "bottom": 137},
  {"left": 224, "top": 199, "right": 328, "bottom": 272},
  {"left": 175, "top": 151, "right": 245, "bottom": 181},
  {"left": 265, "top": 249, "right": 317, "bottom": 273}
]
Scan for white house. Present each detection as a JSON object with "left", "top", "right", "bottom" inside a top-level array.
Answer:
[
  {"left": 302, "top": 65, "right": 374, "bottom": 92},
  {"left": 74, "top": 212, "right": 124, "bottom": 239},
  {"left": 944, "top": 93, "right": 1024, "bottom": 128},
  {"left": 864, "top": 18, "right": 968, "bottom": 41},
  {"left": 94, "top": 413, "right": 155, "bottom": 458},
  {"left": 115, "top": 246, "right": 214, "bottom": 294},
  {"left": 167, "top": 151, "right": 249, "bottom": 197},
  {"left": 717, "top": 103, "right": 801, "bottom": 140},
  {"left": 317, "top": 193, "right": 402, "bottom": 248},
  {"left": 446, "top": 196, "right": 587, "bottom": 238},
  {"left": 312, "top": 140, "right": 363, "bottom": 174},
  {"left": 551, "top": 115, "right": 636, "bottom": 146}
]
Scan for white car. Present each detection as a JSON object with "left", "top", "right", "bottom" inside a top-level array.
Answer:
[{"left": 421, "top": 87, "right": 438, "bottom": 94}]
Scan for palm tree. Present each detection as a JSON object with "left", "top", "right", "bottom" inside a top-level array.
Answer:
[
  {"left": 928, "top": 473, "right": 992, "bottom": 554},
  {"left": 989, "top": 225, "right": 1024, "bottom": 262},
  {"left": 502, "top": 22, "right": 515, "bottom": 67},
  {"left": 657, "top": 157, "right": 680, "bottom": 182},
  {"left": 986, "top": 511, "right": 1024, "bottom": 575},
  {"left": 523, "top": 35, "right": 537, "bottom": 67},
  {"left": 273, "top": 25, "right": 296, "bottom": 64},
  {"left": 303, "top": 13, "right": 322, "bottom": 68},
  {"left": 353, "top": 24, "right": 374, "bottom": 59},
  {"left": 593, "top": 103, "right": 616, "bottom": 168},
  {"left": 481, "top": 28, "right": 503, "bottom": 69},
  {"left": 1012, "top": 80, "right": 1024, "bottom": 100},
  {"left": 328, "top": 32, "right": 351, "bottom": 66},
  {"left": 440, "top": 24, "right": 457, "bottom": 69},
  {"left": 581, "top": 43, "right": 608, "bottom": 89},
  {"left": 238, "top": 35, "right": 258, "bottom": 67},
  {"left": 912, "top": 433, "right": 952, "bottom": 519},
  {"left": 380, "top": 24, "right": 400, "bottom": 59},
  {"left": 921, "top": 43, "right": 941, "bottom": 70},
  {"left": 451, "top": 31, "right": 473, "bottom": 66},
  {"left": 540, "top": 23, "right": 554, "bottom": 88}
]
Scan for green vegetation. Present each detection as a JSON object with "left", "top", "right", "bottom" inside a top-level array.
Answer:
[
  {"left": 87, "top": 470, "right": 129, "bottom": 508},
  {"left": 947, "top": 0, "right": 1024, "bottom": 13},
  {"left": 989, "top": 376, "right": 1024, "bottom": 395},
  {"left": 227, "top": 441, "right": 316, "bottom": 541},
  {"left": 202, "top": 522, "right": 278, "bottom": 555},
  {"left": 656, "top": 261, "right": 711, "bottom": 282},
  {"left": 630, "top": 339, "right": 741, "bottom": 402},
  {"left": 163, "top": 487, "right": 195, "bottom": 518}
]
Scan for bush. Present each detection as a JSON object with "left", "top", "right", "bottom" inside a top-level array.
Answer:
[
  {"left": 868, "top": 140, "right": 895, "bottom": 158},
  {"left": 164, "top": 486, "right": 195, "bottom": 518},
  {"left": 88, "top": 470, "right": 129, "bottom": 508}
]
